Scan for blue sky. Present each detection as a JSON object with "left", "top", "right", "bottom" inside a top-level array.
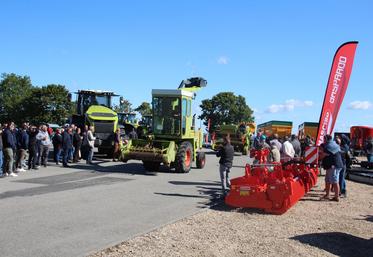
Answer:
[{"left": 1, "top": 1, "right": 372, "bottom": 132}]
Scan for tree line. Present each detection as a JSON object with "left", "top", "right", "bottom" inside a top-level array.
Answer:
[
  {"left": 0, "top": 73, "right": 73, "bottom": 125},
  {"left": 1, "top": 73, "right": 255, "bottom": 131}
]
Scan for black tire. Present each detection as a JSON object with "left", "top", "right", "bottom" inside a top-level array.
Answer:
[
  {"left": 175, "top": 141, "right": 193, "bottom": 173},
  {"left": 196, "top": 152, "right": 206, "bottom": 169},
  {"left": 143, "top": 161, "right": 160, "bottom": 171}
]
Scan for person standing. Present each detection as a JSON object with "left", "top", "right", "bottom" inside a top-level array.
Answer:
[
  {"left": 112, "top": 128, "right": 121, "bottom": 162},
  {"left": 269, "top": 133, "right": 282, "bottom": 152},
  {"left": 28, "top": 126, "right": 39, "bottom": 170},
  {"left": 269, "top": 141, "right": 281, "bottom": 162},
  {"left": 290, "top": 134, "right": 302, "bottom": 157},
  {"left": 2, "top": 123, "right": 18, "bottom": 177},
  {"left": 86, "top": 126, "right": 96, "bottom": 164},
  {"left": 52, "top": 128, "right": 63, "bottom": 165},
  {"left": 0, "top": 124, "right": 4, "bottom": 177},
  {"left": 62, "top": 127, "right": 73, "bottom": 167},
  {"left": 15, "top": 123, "right": 29, "bottom": 172},
  {"left": 252, "top": 129, "right": 264, "bottom": 150},
  {"left": 36, "top": 125, "right": 51, "bottom": 167},
  {"left": 73, "top": 127, "right": 82, "bottom": 163},
  {"left": 81, "top": 125, "right": 89, "bottom": 161},
  {"left": 336, "top": 137, "right": 348, "bottom": 198},
  {"left": 216, "top": 135, "right": 234, "bottom": 196},
  {"left": 281, "top": 136, "right": 295, "bottom": 162},
  {"left": 365, "top": 136, "right": 373, "bottom": 163},
  {"left": 321, "top": 135, "right": 343, "bottom": 202},
  {"left": 128, "top": 128, "right": 138, "bottom": 139}
]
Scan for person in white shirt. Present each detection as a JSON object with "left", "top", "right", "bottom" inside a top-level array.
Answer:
[
  {"left": 36, "top": 125, "right": 51, "bottom": 167},
  {"left": 281, "top": 136, "right": 295, "bottom": 162},
  {"left": 86, "top": 126, "right": 96, "bottom": 164}
]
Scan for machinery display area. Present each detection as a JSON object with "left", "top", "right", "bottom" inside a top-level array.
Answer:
[{"left": 225, "top": 149, "right": 319, "bottom": 214}]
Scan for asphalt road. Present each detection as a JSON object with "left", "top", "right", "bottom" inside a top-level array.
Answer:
[{"left": 0, "top": 150, "right": 249, "bottom": 257}]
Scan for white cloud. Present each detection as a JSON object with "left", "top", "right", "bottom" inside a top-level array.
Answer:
[
  {"left": 217, "top": 56, "right": 229, "bottom": 65},
  {"left": 348, "top": 101, "right": 372, "bottom": 110},
  {"left": 265, "top": 99, "right": 314, "bottom": 113}
]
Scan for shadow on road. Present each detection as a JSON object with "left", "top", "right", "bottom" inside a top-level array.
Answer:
[
  {"left": 154, "top": 180, "right": 224, "bottom": 208},
  {"left": 291, "top": 232, "right": 373, "bottom": 257},
  {"left": 70, "top": 162, "right": 158, "bottom": 176}
]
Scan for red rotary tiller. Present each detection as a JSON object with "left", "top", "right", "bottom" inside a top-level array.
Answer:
[{"left": 225, "top": 149, "right": 319, "bottom": 214}]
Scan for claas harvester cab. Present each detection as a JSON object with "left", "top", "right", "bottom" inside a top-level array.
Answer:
[
  {"left": 120, "top": 77, "right": 207, "bottom": 173},
  {"left": 71, "top": 90, "right": 119, "bottom": 155}
]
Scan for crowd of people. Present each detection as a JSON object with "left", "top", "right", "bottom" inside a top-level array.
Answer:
[
  {"left": 0, "top": 122, "right": 97, "bottom": 178},
  {"left": 216, "top": 129, "right": 354, "bottom": 201}
]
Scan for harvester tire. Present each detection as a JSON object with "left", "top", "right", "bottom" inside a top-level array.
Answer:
[
  {"left": 143, "top": 161, "right": 160, "bottom": 171},
  {"left": 196, "top": 152, "right": 206, "bottom": 169},
  {"left": 175, "top": 141, "right": 193, "bottom": 173}
]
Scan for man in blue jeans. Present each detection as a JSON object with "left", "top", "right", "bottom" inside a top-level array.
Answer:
[{"left": 321, "top": 135, "right": 343, "bottom": 202}]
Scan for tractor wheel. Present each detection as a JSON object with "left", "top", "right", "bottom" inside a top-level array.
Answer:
[
  {"left": 196, "top": 152, "right": 206, "bottom": 169},
  {"left": 143, "top": 161, "right": 160, "bottom": 171},
  {"left": 175, "top": 141, "right": 193, "bottom": 173},
  {"left": 242, "top": 146, "right": 249, "bottom": 156}
]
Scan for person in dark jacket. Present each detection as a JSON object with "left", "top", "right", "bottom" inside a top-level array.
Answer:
[
  {"left": 112, "top": 128, "right": 121, "bottom": 162},
  {"left": 216, "top": 135, "right": 234, "bottom": 196},
  {"left": 336, "top": 136, "right": 348, "bottom": 198},
  {"left": 321, "top": 134, "right": 343, "bottom": 202},
  {"left": 0, "top": 123, "right": 4, "bottom": 177},
  {"left": 73, "top": 127, "right": 82, "bottom": 163},
  {"left": 2, "top": 123, "right": 18, "bottom": 177},
  {"left": 81, "top": 125, "right": 89, "bottom": 160},
  {"left": 52, "top": 128, "right": 63, "bottom": 165},
  {"left": 15, "top": 123, "right": 29, "bottom": 172},
  {"left": 28, "top": 126, "right": 39, "bottom": 170},
  {"left": 62, "top": 128, "right": 73, "bottom": 167},
  {"left": 128, "top": 128, "right": 138, "bottom": 139},
  {"left": 290, "top": 134, "right": 302, "bottom": 157}
]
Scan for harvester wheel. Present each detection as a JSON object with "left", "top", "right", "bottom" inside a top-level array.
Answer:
[
  {"left": 196, "top": 152, "right": 206, "bottom": 169},
  {"left": 175, "top": 141, "right": 193, "bottom": 173},
  {"left": 143, "top": 161, "right": 160, "bottom": 171}
]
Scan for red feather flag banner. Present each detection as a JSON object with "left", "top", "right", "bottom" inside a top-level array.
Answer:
[{"left": 316, "top": 41, "right": 358, "bottom": 146}]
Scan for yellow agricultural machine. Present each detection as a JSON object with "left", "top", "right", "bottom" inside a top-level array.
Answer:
[
  {"left": 120, "top": 77, "right": 207, "bottom": 173},
  {"left": 212, "top": 123, "right": 255, "bottom": 155}
]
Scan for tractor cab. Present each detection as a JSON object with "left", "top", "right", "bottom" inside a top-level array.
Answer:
[
  {"left": 76, "top": 90, "right": 118, "bottom": 115},
  {"left": 152, "top": 77, "right": 207, "bottom": 138},
  {"left": 152, "top": 89, "right": 194, "bottom": 138}
]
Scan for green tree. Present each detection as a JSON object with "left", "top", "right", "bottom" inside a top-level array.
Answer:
[
  {"left": 23, "top": 84, "right": 73, "bottom": 125},
  {"left": 134, "top": 101, "right": 152, "bottom": 116},
  {"left": 0, "top": 73, "right": 33, "bottom": 124},
  {"left": 114, "top": 97, "right": 132, "bottom": 113},
  {"left": 199, "top": 92, "right": 254, "bottom": 133}
]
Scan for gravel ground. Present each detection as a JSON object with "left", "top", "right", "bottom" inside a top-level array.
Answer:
[{"left": 89, "top": 179, "right": 373, "bottom": 257}]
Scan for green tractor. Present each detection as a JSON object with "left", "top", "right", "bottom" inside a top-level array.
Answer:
[
  {"left": 120, "top": 77, "right": 207, "bottom": 173},
  {"left": 71, "top": 90, "right": 119, "bottom": 156},
  {"left": 212, "top": 123, "right": 255, "bottom": 155}
]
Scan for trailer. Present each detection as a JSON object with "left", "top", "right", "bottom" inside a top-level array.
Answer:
[
  {"left": 257, "top": 120, "right": 292, "bottom": 138},
  {"left": 298, "top": 122, "right": 318, "bottom": 140}
]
